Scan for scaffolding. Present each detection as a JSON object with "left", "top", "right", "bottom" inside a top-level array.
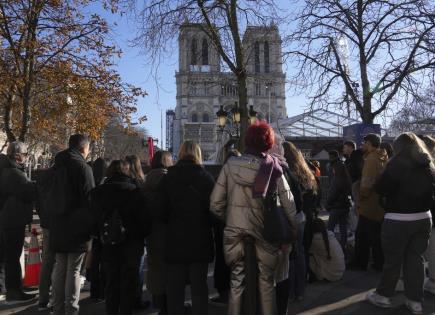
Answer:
[{"left": 273, "top": 109, "right": 361, "bottom": 138}]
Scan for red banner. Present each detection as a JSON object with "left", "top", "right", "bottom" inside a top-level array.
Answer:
[{"left": 148, "top": 137, "right": 154, "bottom": 161}]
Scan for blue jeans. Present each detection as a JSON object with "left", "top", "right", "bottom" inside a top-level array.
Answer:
[{"left": 327, "top": 208, "right": 349, "bottom": 249}]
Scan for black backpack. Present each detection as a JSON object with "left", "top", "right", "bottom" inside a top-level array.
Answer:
[
  {"left": 37, "top": 166, "right": 72, "bottom": 217},
  {"left": 99, "top": 208, "right": 126, "bottom": 245}
]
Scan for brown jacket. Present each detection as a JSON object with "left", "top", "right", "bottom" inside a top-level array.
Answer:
[{"left": 358, "top": 149, "right": 388, "bottom": 221}]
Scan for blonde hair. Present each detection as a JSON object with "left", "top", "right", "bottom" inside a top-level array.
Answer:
[
  {"left": 394, "top": 132, "right": 434, "bottom": 169},
  {"left": 283, "top": 141, "right": 318, "bottom": 192},
  {"left": 178, "top": 141, "right": 203, "bottom": 165},
  {"left": 125, "top": 155, "right": 145, "bottom": 182}
]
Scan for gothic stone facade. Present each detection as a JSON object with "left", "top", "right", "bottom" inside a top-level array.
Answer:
[{"left": 173, "top": 23, "right": 286, "bottom": 159}]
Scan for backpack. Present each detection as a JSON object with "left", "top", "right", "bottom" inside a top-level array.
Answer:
[
  {"left": 99, "top": 208, "right": 126, "bottom": 245},
  {"left": 37, "top": 166, "right": 72, "bottom": 217}
]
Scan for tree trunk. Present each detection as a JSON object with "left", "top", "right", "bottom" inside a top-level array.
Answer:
[
  {"left": 4, "top": 93, "right": 17, "bottom": 142},
  {"left": 237, "top": 73, "right": 248, "bottom": 152},
  {"left": 357, "top": 0, "right": 374, "bottom": 124},
  {"left": 19, "top": 83, "right": 32, "bottom": 142}
]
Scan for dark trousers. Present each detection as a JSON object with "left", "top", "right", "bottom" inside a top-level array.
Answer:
[
  {"left": 167, "top": 262, "right": 209, "bottom": 315},
  {"left": 355, "top": 215, "right": 384, "bottom": 270},
  {"left": 377, "top": 218, "right": 431, "bottom": 301},
  {"left": 0, "top": 228, "right": 25, "bottom": 293},
  {"left": 328, "top": 208, "right": 349, "bottom": 249},
  {"left": 104, "top": 241, "right": 143, "bottom": 315},
  {"left": 90, "top": 238, "right": 105, "bottom": 299},
  {"left": 213, "top": 223, "right": 230, "bottom": 294}
]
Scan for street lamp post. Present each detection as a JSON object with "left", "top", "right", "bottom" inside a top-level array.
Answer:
[{"left": 216, "top": 102, "right": 257, "bottom": 139}]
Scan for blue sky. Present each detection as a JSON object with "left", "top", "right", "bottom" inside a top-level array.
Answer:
[{"left": 89, "top": 2, "right": 309, "bottom": 148}]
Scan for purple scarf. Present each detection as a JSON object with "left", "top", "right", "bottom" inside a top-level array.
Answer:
[{"left": 247, "top": 150, "right": 283, "bottom": 198}]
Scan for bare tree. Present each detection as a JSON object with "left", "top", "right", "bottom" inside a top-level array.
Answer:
[
  {"left": 127, "top": 0, "right": 283, "bottom": 148},
  {"left": 389, "top": 85, "right": 435, "bottom": 135},
  {"left": 286, "top": 0, "right": 435, "bottom": 123},
  {"left": 102, "top": 118, "right": 149, "bottom": 161}
]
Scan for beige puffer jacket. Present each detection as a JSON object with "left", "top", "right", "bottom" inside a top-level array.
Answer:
[{"left": 210, "top": 154, "right": 296, "bottom": 315}]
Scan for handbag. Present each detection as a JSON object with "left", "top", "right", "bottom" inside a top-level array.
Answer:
[
  {"left": 243, "top": 186, "right": 296, "bottom": 245},
  {"left": 262, "top": 191, "right": 297, "bottom": 244}
]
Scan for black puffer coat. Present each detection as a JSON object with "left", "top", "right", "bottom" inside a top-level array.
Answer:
[
  {"left": 0, "top": 157, "right": 36, "bottom": 229},
  {"left": 49, "top": 149, "right": 95, "bottom": 253},
  {"left": 159, "top": 160, "right": 215, "bottom": 264}
]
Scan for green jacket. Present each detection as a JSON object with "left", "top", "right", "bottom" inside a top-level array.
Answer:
[{"left": 358, "top": 149, "right": 388, "bottom": 221}]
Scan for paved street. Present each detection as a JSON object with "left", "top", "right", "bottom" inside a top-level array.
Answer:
[{"left": 1, "top": 268, "right": 435, "bottom": 315}]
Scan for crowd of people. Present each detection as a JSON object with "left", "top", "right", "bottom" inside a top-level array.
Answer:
[{"left": 0, "top": 122, "right": 433, "bottom": 315}]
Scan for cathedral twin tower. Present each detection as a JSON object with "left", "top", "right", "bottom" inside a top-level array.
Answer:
[{"left": 171, "top": 23, "right": 287, "bottom": 159}]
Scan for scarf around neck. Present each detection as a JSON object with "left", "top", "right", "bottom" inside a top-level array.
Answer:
[{"left": 246, "top": 149, "right": 283, "bottom": 198}]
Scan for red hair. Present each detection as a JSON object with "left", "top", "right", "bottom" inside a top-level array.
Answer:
[{"left": 245, "top": 121, "right": 275, "bottom": 153}]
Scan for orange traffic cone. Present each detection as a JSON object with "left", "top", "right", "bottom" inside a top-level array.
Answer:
[{"left": 23, "top": 228, "right": 41, "bottom": 287}]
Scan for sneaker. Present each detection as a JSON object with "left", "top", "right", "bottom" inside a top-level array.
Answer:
[
  {"left": 424, "top": 280, "right": 435, "bottom": 295},
  {"left": 406, "top": 299, "right": 423, "bottom": 314},
  {"left": 5, "top": 291, "right": 37, "bottom": 305},
  {"left": 366, "top": 291, "right": 393, "bottom": 308},
  {"left": 209, "top": 295, "right": 228, "bottom": 307}
]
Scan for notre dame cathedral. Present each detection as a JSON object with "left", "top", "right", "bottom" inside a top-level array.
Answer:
[{"left": 169, "top": 23, "right": 287, "bottom": 159}]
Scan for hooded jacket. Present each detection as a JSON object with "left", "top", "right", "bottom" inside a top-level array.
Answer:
[
  {"left": 375, "top": 151, "right": 434, "bottom": 215},
  {"left": 91, "top": 174, "right": 149, "bottom": 243},
  {"left": 49, "top": 149, "right": 95, "bottom": 253},
  {"left": 0, "top": 156, "right": 36, "bottom": 229},
  {"left": 358, "top": 149, "right": 388, "bottom": 221},
  {"left": 159, "top": 160, "right": 215, "bottom": 264},
  {"left": 210, "top": 154, "right": 296, "bottom": 315}
]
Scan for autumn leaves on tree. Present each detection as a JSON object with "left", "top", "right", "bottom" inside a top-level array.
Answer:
[{"left": 0, "top": 0, "right": 145, "bottom": 147}]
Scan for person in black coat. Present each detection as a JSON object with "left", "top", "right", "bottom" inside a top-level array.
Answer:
[
  {"left": 91, "top": 159, "right": 150, "bottom": 315},
  {"left": 0, "top": 142, "right": 37, "bottom": 304},
  {"left": 88, "top": 157, "right": 109, "bottom": 300},
  {"left": 326, "top": 161, "right": 352, "bottom": 250},
  {"left": 159, "top": 141, "right": 215, "bottom": 315},
  {"left": 49, "top": 134, "right": 95, "bottom": 315},
  {"left": 367, "top": 133, "right": 434, "bottom": 313}
]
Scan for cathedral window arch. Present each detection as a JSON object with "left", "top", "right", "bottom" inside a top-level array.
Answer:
[
  {"left": 264, "top": 41, "right": 270, "bottom": 73},
  {"left": 203, "top": 113, "right": 210, "bottom": 123},
  {"left": 191, "top": 113, "right": 198, "bottom": 122},
  {"left": 254, "top": 41, "right": 260, "bottom": 73},
  {"left": 202, "top": 38, "right": 209, "bottom": 65},
  {"left": 191, "top": 38, "right": 198, "bottom": 65}
]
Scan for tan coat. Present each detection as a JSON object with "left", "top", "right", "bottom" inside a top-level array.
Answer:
[
  {"left": 210, "top": 154, "right": 296, "bottom": 315},
  {"left": 358, "top": 149, "right": 388, "bottom": 222}
]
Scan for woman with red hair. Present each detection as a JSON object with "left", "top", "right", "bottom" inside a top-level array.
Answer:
[{"left": 210, "top": 121, "right": 296, "bottom": 315}]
